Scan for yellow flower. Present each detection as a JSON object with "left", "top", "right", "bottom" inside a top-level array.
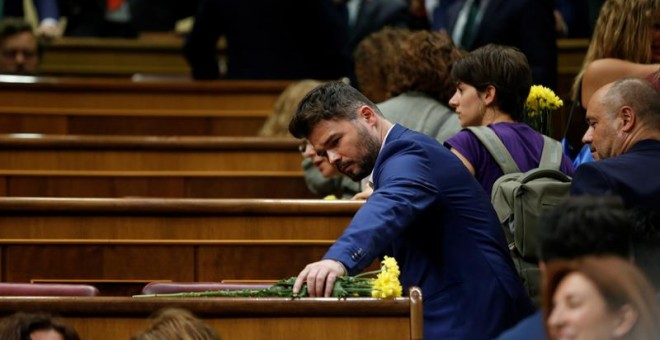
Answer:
[
  {"left": 525, "top": 85, "right": 563, "bottom": 118},
  {"left": 371, "top": 256, "right": 403, "bottom": 299}
]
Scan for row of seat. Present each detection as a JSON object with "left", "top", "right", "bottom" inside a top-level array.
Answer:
[{"left": 0, "top": 282, "right": 274, "bottom": 297}]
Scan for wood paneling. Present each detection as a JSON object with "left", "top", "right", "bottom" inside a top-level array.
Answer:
[
  {"left": 0, "top": 135, "right": 302, "bottom": 171},
  {"left": 0, "top": 171, "right": 314, "bottom": 198},
  {"left": 0, "top": 198, "right": 362, "bottom": 293},
  {"left": 0, "top": 76, "right": 288, "bottom": 111},
  {"left": 0, "top": 293, "right": 423, "bottom": 340}
]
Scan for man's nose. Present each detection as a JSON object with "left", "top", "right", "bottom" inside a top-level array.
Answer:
[
  {"left": 327, "top": 150, "right": 340, "bottom": 164},
  {"left": 582, "top": 128, "right": 593, "bottom": 144},
  {"left": 14, "top": 51, "right": 25, "bottom": 65}
]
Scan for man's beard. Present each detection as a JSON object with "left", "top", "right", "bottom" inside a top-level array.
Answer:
[{"left": 336, "top": 126, "right": 380, "bottom": 181}]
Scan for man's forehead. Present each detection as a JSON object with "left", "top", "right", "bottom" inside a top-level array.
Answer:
[{"left": 308, "top": 119, "right": 352, "bottom": 144}]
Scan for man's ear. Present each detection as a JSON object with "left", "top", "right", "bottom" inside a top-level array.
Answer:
[
  {"left": 359, "top": 105, "right": 378, "bottom": 127},
  {"left": 482, "top": 85, "right": 497, "bottom": 107},
  {"left": 618, "top": 106, "right": 636, "bottom": 133},
  {"left": 611, "top": 304, "right": 638, "bottom": 338}
]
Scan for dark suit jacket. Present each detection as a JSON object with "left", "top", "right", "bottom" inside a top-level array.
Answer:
[
  {"left": 444, "top": 0, "right": 557, "bottom": 89},
  {"left": 61, "top": 0, "right": 199, "bottom": 37},
  {"left": 324, "top": 124, "right": 534, "bottom": 338},
  {"left": 184, "top": 0, "right": 350, "bottom": 80},
  {"left": 571, "top": 140, "right": 660, "bottom": 210},
  {"left": 348, "top": 0, "right": 409, "bottom": 51},
  {"left": 4, "top": 0, "right": 59, "bottom": 20}
]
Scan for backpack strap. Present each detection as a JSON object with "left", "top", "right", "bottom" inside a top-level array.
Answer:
[
  {"left": 539, "top": 136, "right": 564, "bottom": 171},
  {"left": 466, "top": 126, "right": 520, "bottom": 174}
]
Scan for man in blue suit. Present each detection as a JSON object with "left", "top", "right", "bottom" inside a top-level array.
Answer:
[
  {"left": 572, "top": 77, "right": 660, "bottom": 288},
  {"left": 289, "top": 81, "right": 533, "bottom": 338}
]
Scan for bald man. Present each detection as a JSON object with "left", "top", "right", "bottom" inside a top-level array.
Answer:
[{"left": 572, "top": 77, "right": 660, "bottom": 288}]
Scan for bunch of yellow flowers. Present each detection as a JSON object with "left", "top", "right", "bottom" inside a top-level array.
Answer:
[
  {"left": 525, "top": 85, "right": 564, "bottom": 117},
  {"left": 135, "top": 256, "right": 404, "bottom": 299},
  {"left": 523, "top": 85, "right": 564, "bottom": 136},
  {"left": 371, "top": 256, "right": 403, "bottom": 298}
]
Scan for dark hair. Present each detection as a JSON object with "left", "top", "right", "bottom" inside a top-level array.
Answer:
[
  {"left": 451, "top": 44, "right": 532, "bottom": 120},
  {"left": 388, "top": 30, "right": 462, "bottom": 104},
  {"left": 538, "top": 196, "right": 632, "bottom": 262},
  {"left": 0, "top": 312, "right": 80, "bottom": 340},
  {"left": 0, "top": 18, "right": 43, "bottom": 58},
  {"left": 288, "top": 81, "right": 380, "bottom": 138}
]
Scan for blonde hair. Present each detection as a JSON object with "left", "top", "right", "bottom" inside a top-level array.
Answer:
[
  {"left": 572, "top": 0, "right": 659, "bottom": 99},
  {"left": 132, "top": 308, "right": 221, "bottom": 340},
  {"left": 258, "top": 79, "right": 322, "bottom": 137}
]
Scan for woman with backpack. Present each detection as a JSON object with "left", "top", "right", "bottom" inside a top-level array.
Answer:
[{"left": 444, "top": 44, "right": 575, "bottom": 195}]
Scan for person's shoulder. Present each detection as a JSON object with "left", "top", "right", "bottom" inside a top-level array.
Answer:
[{"left": 495, "top": 311, "right": 545, "bottom": 340}]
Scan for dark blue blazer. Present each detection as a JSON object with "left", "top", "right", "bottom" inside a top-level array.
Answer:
[
  {"left": 4, "top": 0, "right": 59, "bottom": 20},
  {"left": 324, "top": 124, "right": 534, "bottom": 338},
  {"left": 571, "top": 140, "right": 660, "bottom": 210},
  {"left": 348, "top": 0, "right": 409, "bottom": 51},
  {"left": 496, "top": 311, "right": 546, "bottom": 340},
  {"left": 443, "top": 0, "right": 557, "bottom": 89}
]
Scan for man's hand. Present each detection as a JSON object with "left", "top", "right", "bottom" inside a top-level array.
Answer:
[
  {"left": 351, "top": 186, "right": 373, "bottom": 200},
  {"left": 293, "top": 259, "right": 346, "bottom": 297}
]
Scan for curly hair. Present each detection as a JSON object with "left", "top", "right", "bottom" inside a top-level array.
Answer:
[
  {"left": 388, "top": 30, "right": 461, "bottom": 105},
  {"left": 353, "top": 27, "right": 409, "bottom": 103}
]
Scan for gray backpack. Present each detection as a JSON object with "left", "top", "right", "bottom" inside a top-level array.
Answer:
[{"left": 467, "top": 126, "right": 571, "bottom": 304}]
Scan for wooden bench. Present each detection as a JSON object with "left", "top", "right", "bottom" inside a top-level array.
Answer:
[
  {"left": 0, "top": 291, "right": 423, "bottom": 340},
  {"left": 0, "top": 170, "right": 314, "bottom": 198},
  {"left": 0, "top": 76, "right": 288, "bottom": 111},
  {"left": 0, "top": 198, "right": 362, "bottom": 295},
  {"left": 0, "top": 135, "right": 302, "bottom": 172},
  {"left": 0, "top": 107, "right": 269, "bottom": 136},
  {"left": 40, "top": 36, "right": 194, "bottom": 77}
]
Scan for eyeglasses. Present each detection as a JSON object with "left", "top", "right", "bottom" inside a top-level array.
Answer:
[{"left": 298, "top": 140, "right": 308, "bottom": 153}]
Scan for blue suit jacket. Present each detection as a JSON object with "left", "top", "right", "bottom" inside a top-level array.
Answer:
[
  {"left": 496, "top": 311, "right": 545, "bottom": 340},
  {"left": 571, "top": 140, "right": 660, "bottom": 210},
  {"left": 324, "top": 125, "right": 534, "bottom": 338}
]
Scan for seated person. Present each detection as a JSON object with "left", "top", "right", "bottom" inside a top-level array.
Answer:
[
  {"left": 257, "top": 79, "right": 360, "bottom": 199},
  {"left": 445, "top": 44, "right": 574, "bottom": 195},
  {"left": 0, "top": 18, "right": 40, "bottom": 75},
  {"left": 132, "top": 307, "right": 220, "bottom": 340},
  {"left": 300, "top": 139, "right": 360, "bottom": 199},
  {"left": 375, "top": 29, "right": 462, "bottom": 144},
  {"left": 545, "top": 256, "right": 660, "bottom": 340},
  {"left": 0, "top": 312, "right": 80, "bottom": 340}
]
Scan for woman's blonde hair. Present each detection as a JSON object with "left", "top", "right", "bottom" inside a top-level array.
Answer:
[
  {"left": 258, "top": 79, "right": 322, "bottom": 137},
  {"left": 572, "top": 0, "right": 659, "bottom": 99},
  {"left": 132, "top": 308, "right": 221, "bottom": 340}
]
